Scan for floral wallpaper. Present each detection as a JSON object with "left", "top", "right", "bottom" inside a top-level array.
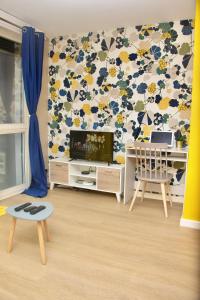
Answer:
[{"left": 48, "top": 19, "right": 193, "bottom": 186}]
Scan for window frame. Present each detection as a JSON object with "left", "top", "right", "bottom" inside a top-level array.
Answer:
[{"left": 0, "top": 32, "right": 30, "bottom": 200}]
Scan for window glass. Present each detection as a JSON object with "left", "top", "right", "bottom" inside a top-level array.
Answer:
[
  {"left": 0, "top": 133, "right": 24, "bottom": 190},
  {"left": 0, "top": 37, "right": 23, "bottom": 123}
]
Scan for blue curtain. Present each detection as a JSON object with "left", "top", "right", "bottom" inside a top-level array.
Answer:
[{"left": 22, "top": 27, "right": 48, "bottom": 197}]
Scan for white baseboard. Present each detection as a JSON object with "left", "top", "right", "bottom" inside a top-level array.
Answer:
[{"left": 180, "top": 218, "right": 200, "bottom": 230}]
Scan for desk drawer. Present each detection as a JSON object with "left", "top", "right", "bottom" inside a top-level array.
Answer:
[
  {"left": 49, "top": 162, "right": 69, "bottom": 184},
  {"left": 97, "top": 167, "right": 120, "bottom": 193}
]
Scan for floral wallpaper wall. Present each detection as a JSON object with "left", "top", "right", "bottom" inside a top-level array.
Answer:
[{"left": 48, "top": 19, "right": 193, "bottom": 174}]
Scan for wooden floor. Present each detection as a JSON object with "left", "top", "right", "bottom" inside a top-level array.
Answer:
[{"left": 0, "top": 188, "right": 199, "bottom": 300}]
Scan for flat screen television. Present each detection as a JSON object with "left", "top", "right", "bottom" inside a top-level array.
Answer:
[{"left": 70, "top": 130, "right": 113, "bottom": 163}]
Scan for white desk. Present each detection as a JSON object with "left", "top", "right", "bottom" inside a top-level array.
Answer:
[{"left": 124, "top": 146, "right": 188, "bottom": 204}]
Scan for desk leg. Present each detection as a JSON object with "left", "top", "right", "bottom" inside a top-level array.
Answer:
[
  {"left": 8, "top": 217, "right": 17, "bottom": 253},
  {"left": 141, "top": 181, "right": 147, "bottom": 202},
  {"left": 37, "top": 221, "right": 47, "bottom": 265},
  {"left": 124, "top": 156, "right": 136, "bottom": 204}
]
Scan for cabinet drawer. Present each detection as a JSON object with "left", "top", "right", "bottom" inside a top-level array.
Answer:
[
  {"left": 97, "top": 167, "right": 120, "bottom": 193},
  {"left": 49, "top": 162, "right": 68, "bottom": 184}
]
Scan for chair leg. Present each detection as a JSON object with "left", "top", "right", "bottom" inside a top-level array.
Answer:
[
  {"left": 8, "top": 217, "right": 17, "bottom": 253},
  {"left": 161, "top": 183, "right": 168, "bottom": 218},
  {"left": 37, "top": 221, "right": 47, "bottom": 265},
  {"left": 129, "top": 180, "right": 141, "bottom": 211},
  {"left": 167, "top": 183, "right": 172, "bottom": 207},
  {"left": 141, "top": 181, "right": 147, "bottom": 202}
]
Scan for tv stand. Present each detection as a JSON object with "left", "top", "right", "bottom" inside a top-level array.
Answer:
[{"left": 49, "top": 158, "right": 124, "bottom": 202}]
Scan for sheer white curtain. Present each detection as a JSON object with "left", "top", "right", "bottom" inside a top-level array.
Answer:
[{"left": 0, "top": 28, "right": 29, "bottom": 199}]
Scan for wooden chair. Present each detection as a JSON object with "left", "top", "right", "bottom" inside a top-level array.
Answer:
[{"left": 129, "top": 142, "right": 173, "bottom": 218}]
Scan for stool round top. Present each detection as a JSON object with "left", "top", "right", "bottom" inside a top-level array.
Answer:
[{"left": 7, "top": 202, "right": 54, "bottom": 221}]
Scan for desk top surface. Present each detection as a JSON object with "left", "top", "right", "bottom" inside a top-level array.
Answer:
[{"left": 126, "top": 145, "right": 188, "bottom": 154}]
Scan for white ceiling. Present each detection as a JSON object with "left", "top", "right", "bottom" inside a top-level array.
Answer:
[{"left": 0, "top": 0, "right": 196, "bottom": 37}]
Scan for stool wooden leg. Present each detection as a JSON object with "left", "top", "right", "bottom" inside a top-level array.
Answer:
[
  {"left": 161, "top": 183, "right": 168, "bottom": 218},
  {"left": 37, "top": 221, "right": 46, "bottom": 265},
  {"left": 43, "top": 220, "right": 50, "bottom": 242},
  {"left": 8, "top": 217, "right": 17, "bottom": 253},
  {"left": 41, "top": 221, "right": 46, "bottom": 241}
]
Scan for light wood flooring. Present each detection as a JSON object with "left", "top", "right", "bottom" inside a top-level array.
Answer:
[{"left": 0, "top": 187, "right": 199, "bottom": 300}]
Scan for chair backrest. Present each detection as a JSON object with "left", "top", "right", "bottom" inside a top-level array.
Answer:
[{"left": 134, "top": 142, "right": 169, "bottom": 180}]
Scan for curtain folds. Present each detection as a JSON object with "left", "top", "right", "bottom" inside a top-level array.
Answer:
[{"left": 22, "top": 26, "right": 47, "bottom": 197}]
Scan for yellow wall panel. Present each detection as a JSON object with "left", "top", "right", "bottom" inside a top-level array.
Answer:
[{"left": 183, "top": 0, "right": 200, "bottom": 222}]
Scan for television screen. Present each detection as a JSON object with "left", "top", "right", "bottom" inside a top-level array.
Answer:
[{"left": 70, "top": 130, "right": 113, "bottom": 163}]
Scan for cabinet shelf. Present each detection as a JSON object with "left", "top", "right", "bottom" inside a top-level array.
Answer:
[
  {"left": 70, "top": 181, "right": 97, "bottom": 190},
  {"left": 70, "top": 172, "right": 96, "bottom": 179}
]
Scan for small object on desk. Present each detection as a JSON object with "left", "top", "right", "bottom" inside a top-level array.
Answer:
[
  {"left": 14, "top": 202, "right": 32, "bottom": 212},
  {"left": 150, "top": 130, "right": 174, "bottom": 148},
  {"left": 24, "top": 205, "right": 38, "bottom": 212},
  {"left": 176, "top": 141, "right": 183, "bottom": 149},
  {"left": 30, "top": 206, "right": 46, "bottom": 215}
]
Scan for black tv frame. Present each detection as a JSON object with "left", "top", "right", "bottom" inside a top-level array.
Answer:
[{"left": 69, "top": 130, "right": 114, "bottom": 164}]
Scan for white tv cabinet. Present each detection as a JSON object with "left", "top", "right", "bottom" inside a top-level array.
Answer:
[{"left": 49, "top": 158, "right": 124, "bottom": 202}]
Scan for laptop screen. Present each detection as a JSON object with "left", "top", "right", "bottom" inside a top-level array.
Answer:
[{"left": 150, "top": 131, "right": 173, "bottom": 146}]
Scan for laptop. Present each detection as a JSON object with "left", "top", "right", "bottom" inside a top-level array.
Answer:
[{"left": 150, "top": 131, "right": 174, "bottom": 148}]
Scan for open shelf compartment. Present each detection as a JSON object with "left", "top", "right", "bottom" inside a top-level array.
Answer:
[{"left": 69, "top": 164, "right": 97, "bottom": 179}]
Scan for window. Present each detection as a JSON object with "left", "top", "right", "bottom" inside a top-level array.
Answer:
[{"left": 0, "top": 35, "right": 29, "bottom": 198}]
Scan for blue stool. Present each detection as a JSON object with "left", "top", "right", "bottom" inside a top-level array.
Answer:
[{"left": 7, "top": 202, "right": 54, "bottom": 265}]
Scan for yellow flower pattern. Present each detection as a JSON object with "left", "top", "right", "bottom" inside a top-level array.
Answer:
[
  {"left": 82, "top": 103, "right": 91, "bottom": 115},
  {"left": 74, "top": 117, "right": 80, "bottom": 127},
  {"left": 52, "top": 144, "right": 59, "bottom": 154},
  {"left": 109, "top": 67, "right": 117, "bottom": 77},
  {"left": 159, "top": 59, "right": 168, "bottom": 70},
  {"left": 158, "top": 97, "right": 170, "bottom": 110},
  {"left": 119, "top": 51, "right": 129, "bottom": 63},
  {"left": 137, "top": 49, "right": 148, "bottom": 57},
  {"left": 148, "top": 83, "right": 156, "bottom": 94},
  {"left": 84, "top": 74, "right": 93, "bottom": 85}
]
